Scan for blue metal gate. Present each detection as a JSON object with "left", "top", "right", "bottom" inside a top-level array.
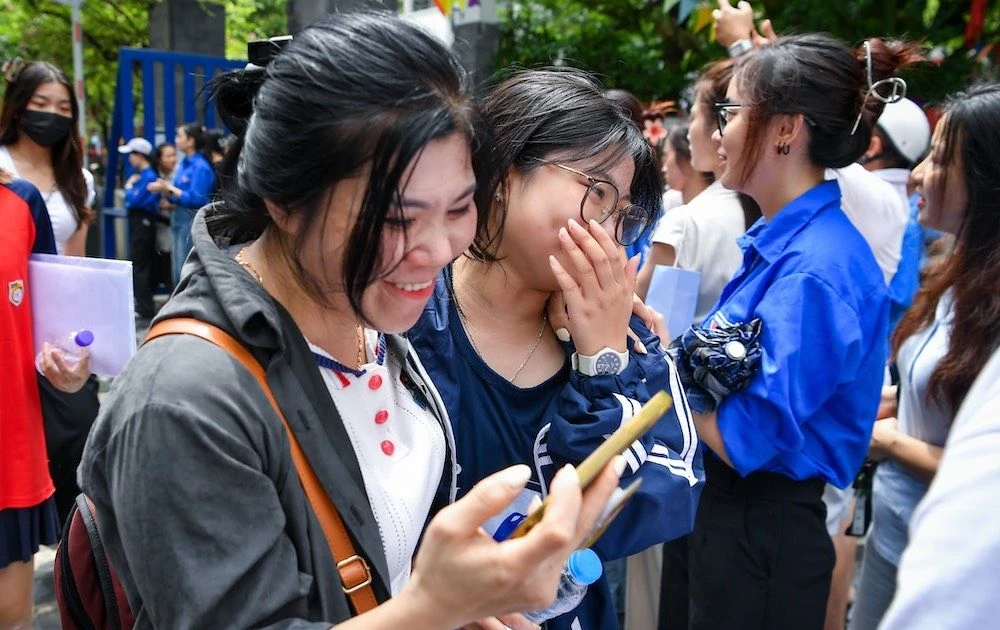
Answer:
[{"left": 102, "top": 48, "right": 244, "bottom": 258}]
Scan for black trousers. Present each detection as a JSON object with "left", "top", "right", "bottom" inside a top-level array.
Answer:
[
  {"left": 129, "top": 209, "right": 157, "bottom": 318},
  {"left": 658, "top": 534, "right": 690, "bottom": 629},
  {"left": 38, "top": 374, "right": 101, "bottom": 526},
  {"left": 668, "top": 456, "right": 834, "bottom": 630}
]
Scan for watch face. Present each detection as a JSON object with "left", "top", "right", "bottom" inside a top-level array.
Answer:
[{"left": 595, "top": 352, "right": 622, "bottom": 375}]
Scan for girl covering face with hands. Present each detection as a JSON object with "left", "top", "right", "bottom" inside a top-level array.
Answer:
[{"left": 409, "top": 68, "right": 705, "bottom": 630}]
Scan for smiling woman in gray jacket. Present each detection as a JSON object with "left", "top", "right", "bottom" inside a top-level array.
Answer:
[{"left": 78, "top": 13, "right": 622, "bottom": 630}]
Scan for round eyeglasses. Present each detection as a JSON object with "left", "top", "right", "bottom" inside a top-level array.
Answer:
[{"left": 533, "top": 160, "right": 654, "bottom": 247}]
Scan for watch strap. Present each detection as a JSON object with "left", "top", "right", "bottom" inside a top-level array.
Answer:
[{"left": 572, "top": 347, "right": 629, "bottom": 376}]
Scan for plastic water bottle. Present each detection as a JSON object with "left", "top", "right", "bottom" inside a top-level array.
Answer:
[
  {"left": 523, "top": 548, "right": 603, "bottom": 624},
  {"left": 35, "top": 329, "right": 95, "bottom": 373}
]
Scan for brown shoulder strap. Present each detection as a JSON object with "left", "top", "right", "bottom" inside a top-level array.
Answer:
[{"left": 145, "top": 318, "right": 378, "bottom": 615}]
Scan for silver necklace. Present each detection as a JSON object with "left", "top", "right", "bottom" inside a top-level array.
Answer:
[{"left": 451, "top": 272, "right": 548, "bottom": 384}]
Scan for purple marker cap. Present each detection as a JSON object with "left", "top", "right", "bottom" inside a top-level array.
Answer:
[{"left": 74, "top": 330, "right": 95, "bottom": 348}]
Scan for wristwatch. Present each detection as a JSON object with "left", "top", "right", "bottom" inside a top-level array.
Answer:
[
  {"left": 727, "top": 38, "right": 753, "bottom": 58},
  {"left": 572, "top": 347, "right": 629, "bottom": 376}
]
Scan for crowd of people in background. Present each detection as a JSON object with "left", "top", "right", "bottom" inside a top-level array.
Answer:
[{"left": 2, "top": 1, "right": 999, "bottom": 629}]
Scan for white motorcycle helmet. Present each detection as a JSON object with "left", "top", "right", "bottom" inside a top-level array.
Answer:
[{"left": 876, "top": 98, "right": 931, "bottom": 167}]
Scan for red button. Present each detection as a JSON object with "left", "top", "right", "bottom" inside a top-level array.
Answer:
[
  {"left": 375, "top": 410, "right": 389, "bottom": 425},
  {"left": 381, "top": 440, "right": 395, "bottom": 456},
  {"left": 368, "top": 374, "right": 383, "bottom": 390}
]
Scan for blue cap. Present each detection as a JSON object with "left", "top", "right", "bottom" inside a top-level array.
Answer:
[
  {"left": 74, "top": 330, "right": 95, "bottom": 347},
  {"left": 566, "top": 549, "right": 603, "bottom": 586}
]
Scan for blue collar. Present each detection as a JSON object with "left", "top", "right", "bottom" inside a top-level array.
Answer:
[
  {"left": 312, "top": 333, "right": 386, "bottom": 377},
  {"left": 746, "top": 180, "right": 842, "bottom": 264},
  {"left": 180, "top": 152, "right": 208, "bottom": 168}
]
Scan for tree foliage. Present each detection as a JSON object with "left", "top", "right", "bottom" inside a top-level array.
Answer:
[
  {"left": 224, "top": 0, "right": 288, "bottom": 58},
  {"left": 2, "top": 0, "right": 996, "bottom": 138},
  {"left": 0, "top": 0, "right": 288, "bottom": 137},
  {"left": 0, "top": 0, "right": 149, "bottom": 139},
  {"left": 498, "top": 0, "right": 1000, "bottom": 105}
]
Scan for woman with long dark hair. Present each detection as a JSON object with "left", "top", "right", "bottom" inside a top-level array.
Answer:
[
  {"left": 851, "top": 81, "right": 1000, "bottom": 630},
  {"left": 0, "top": 61, "right": 94, "bottom": 255},
  {"left": 635, "top": 58, "right": 760, "bottom": 325},
  {"left": 79, "top": 14, "right": 621, "bottom": 629},
  {"left": 683, "top": 35, "right": 918, "bottom": 628},
  {"left": 0, "top": 60, "right": 102, "bottom": 530}
]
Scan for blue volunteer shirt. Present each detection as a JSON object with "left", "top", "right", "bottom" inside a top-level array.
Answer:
[
  {"left": 124, "top": 166, "right": 161, "bottom": 215},
  {"left": 169, "top": 152, "right": 215, "bottom": 210},
  {"left": 706, "top": 180, "right": 889, "bottom": 488}
]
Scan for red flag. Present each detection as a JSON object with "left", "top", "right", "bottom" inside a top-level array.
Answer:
[{"left": 965, "top": 0, "right": 988, "bottom": 48}]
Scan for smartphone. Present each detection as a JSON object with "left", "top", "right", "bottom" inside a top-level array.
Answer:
[{"left": 507, "top": 390, "right": 674, "bottom": 540}]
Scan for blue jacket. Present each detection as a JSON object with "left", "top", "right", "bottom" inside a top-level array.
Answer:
[
  {"left": 707, "top": 181, "right": 889, "bottom": 488},
  {"left": 409, "top": 269, "right": 704, "bottom": 630},
  {"left": 169, "top": 152, "right": 215, "bottom": 210},
  {"left": 124, "top": 166, "right": 160, "bottom": 215}
]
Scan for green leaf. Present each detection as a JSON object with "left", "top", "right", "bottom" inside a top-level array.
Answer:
[
  {"left": 662, "top": 0, "right": 680, "bottom": 14},
  {"left": 923, "top": 0, "right": 940, "bottom": 28}
]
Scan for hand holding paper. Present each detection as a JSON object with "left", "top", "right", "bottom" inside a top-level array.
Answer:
[
  {"left": 644, "top": 265, "right": 701, "bottom": 345},
  {"left": 29, "top": 254, "right": 137, "bottom": 376}
]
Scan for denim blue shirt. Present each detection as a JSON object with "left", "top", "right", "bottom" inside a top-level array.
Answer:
[
  {"left": 705, "top": 180, "right": 889, "bottom": 488},
  {"left": 169, "top": 152, "right": 215, "bottom": 210}
]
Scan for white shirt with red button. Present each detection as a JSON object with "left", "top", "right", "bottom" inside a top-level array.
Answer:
[{"left": 309, "top": 329, "right": 446, "bottom": 596}]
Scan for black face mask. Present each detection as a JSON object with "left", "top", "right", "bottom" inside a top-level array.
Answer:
[{"left": 20, "top": 110, "right": 72, "bottom": 147}]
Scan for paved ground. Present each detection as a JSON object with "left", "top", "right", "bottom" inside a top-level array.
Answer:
[{"left": 34, "top": 546, "right": 60, "bottom": 629}]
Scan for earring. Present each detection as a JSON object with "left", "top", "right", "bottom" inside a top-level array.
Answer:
[
  {"left": 777, "top": 141, "right": 790, "bottom": 155},
  {"left": 495, "top": 190, "right": 503, "bottom": 202}
]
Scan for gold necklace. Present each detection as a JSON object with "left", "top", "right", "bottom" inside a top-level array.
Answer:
[
  {"left": 235, "top": 246, "right": 366, "bottom": 369},
  {"left": 235, "top": 246, "right": 263, "bottom": 284},
  {"left": 451, "top": 271, "right": 548, "bottom": 384}
]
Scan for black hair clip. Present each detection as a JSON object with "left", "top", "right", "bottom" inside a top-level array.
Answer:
[
  {"left": 2, "top": 57, "right": 25, "bottom": 83},
  {"left": 247, "top": 35, "right": 293, "bottom": 70}
]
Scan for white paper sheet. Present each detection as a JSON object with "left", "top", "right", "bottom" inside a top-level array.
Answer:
[
  {"left": 29, "top": 254, "right": 136, "bottom": 376},
  {"left": 645, "top": 265, "right": 701, "bottom": 344}
]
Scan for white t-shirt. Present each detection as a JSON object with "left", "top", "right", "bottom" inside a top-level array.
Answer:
[
  {"left": 0, "top": 145, "right": 95, "bottom": 254},
  {"left": 650, "top": 181, "right": 746, "bottom": 325},
  {"left": 873, "top": 167, "right": 912, "bottom": 209},
  {"left": 879, "top": 343, "right": 1000, "bottom": 629},
  {"left": 311, "top": 330, "right": 446, "bottom": 596},
  {"left": 661, "top": 188, "right": 684, "bottom": 214},
  {"left": 828, "top": 163, "right": 908, "bottom": 286}
]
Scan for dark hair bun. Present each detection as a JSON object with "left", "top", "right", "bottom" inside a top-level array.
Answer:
[
  {"left": 736, "top": 34, "right": 922, "bottom": 170},
  {"left": 211, "top": 69, "right": 265, "bottom": 138}
]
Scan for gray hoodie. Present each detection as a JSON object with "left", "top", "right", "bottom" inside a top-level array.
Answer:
[{"left": 79, "top": 208, "right": 457, "bottom": 629}]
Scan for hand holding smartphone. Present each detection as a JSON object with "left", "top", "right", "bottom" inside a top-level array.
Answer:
[{"left": 507, "top": 390, "right": 674, "bottom": 540}]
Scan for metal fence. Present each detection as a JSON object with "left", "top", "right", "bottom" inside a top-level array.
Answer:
[{"left": 101, "top": 47, "right": 244, "bottom": 258}]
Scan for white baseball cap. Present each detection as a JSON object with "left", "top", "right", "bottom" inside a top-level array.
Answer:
[
  {"left": 876, "top": 98, "right": 931, "bottom": 166},
  {"left": 117, "top": 137, "right": 153, "bottom": 156}
]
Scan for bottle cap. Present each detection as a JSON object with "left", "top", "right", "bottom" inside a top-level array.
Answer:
[
  {"left": 74, "top": 330, "right": 95, "bottom": 347},
  {"left": 566, "top": 548, "right": 603, "bottom": 586}
]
